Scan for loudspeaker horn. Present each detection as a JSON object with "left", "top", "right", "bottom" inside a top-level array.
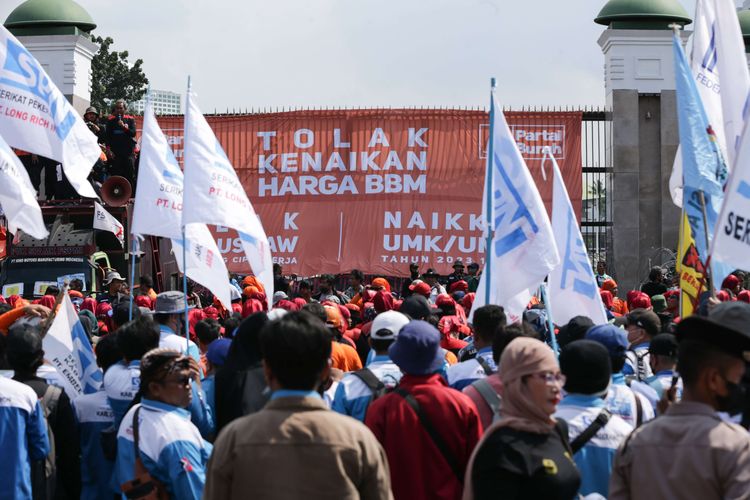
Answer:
[{"left": 101, "top": 176, "right": 132, "bottom": 207}]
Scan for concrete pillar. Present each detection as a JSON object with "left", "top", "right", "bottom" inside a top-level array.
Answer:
[
  {"left": 599, "top": 28, "right": 688, "bottom": 291},
  {"left": 16, "top": 34, "right": 97, "bottom": 114}
]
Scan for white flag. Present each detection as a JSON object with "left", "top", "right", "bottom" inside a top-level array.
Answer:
[
  {"left": 183, "top": 90, "right": 274, "bottom": 307},
  {"left": 0, "top": 27, "right": 100, "bottom": 198},
  {"left": 546, "top": 152, "right": 608, "bottom": 326},
  {"left": 93, "top": 201, "right": 124, "bottom": 247},
  {"left": 43, "top": 294, "right": 103, "bottom": 399},
  {"left": 0, "top": 133, "right": 47, "bottom": 239},
  {"left": 171, "top": 223, "right": 232, "bottom": 310},
  {"left": 131, "top": 104, "right": 183, "bottom": 240},
  {"left": 669, "top": 0, "right": 750, "bottom": 206},
  {"left": 472, "top": 89, "right": 560, "bottom": 322},
  {"left": 710, "top": 117, "right": 750, "bottom": 272},
  {"left": 133, "top": 100, "right": 233, "bottom": 309}
]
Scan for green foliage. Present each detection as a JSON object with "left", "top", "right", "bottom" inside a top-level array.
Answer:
[{"left": 90, "top": 35, "right": 148, "bottom": 115}]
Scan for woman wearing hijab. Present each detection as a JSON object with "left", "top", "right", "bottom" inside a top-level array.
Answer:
[{"left": 464, "top": 337, "right": 580, "bottom": 500}]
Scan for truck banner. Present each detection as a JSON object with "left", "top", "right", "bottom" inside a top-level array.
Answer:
[{"left": 142, "top": 109, "right": 582, "bottom": 276}]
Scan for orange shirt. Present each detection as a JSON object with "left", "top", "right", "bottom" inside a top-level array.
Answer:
[{"left": 330, "top": 341, "right": 363, "bottom": 372}]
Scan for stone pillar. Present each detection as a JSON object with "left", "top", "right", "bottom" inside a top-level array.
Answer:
[
  {"left": 599, "top": 29, "right": 688, "bottom": 291},
  {"left": 16, "top": 34, "right": 97, "bottom": 114}
]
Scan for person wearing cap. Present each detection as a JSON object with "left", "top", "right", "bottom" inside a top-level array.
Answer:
[
  {"left": 623, "top": 308, "right": 661, "bottom": 383},
  {"left": 322, "top": 304, "right": 363, "bottom": 372},
  {"left": 555, "top": 340, "right": 632, "bottom": 497},
  {"left": 643, "top": 333, "right": 682, "bottom": 406},
  {"left": 205, "top": 312, "right": 392, "bottom": 500},
  {"left": 100, "top": 270, "right": 128, "bottom": 306},
  {"left": 400, "top": 263, "right": 422, "bottom": 298},
  {"left": 8, "top": 321, "right": 81, "bottom": 499},
  {"left": 446, "top": 260, "right": 466, "bottom": 290},
  {"left": 586, "top": 324, "right": 655, "bottom": 428},
  {"left": 609, "top": 302, "right": 750, "bottom": 499},
  {"left": 83, "top": 106, "right": 104, "bottom": 141},
  {"left": 72, "top": 334, "right": 120, "bottom": 500},
  {"left": 465, "top": 337, "right": 579, "bottom": 499},
  {"left": 466, "top": 262, "right": 481, "bottom": 293},
  {"left": 447, "top": 305, "right": 505, "bottom": 390},
  {"left": 422, "top": 268, "right": 447, "bottom": 303},
  {"left": 332, "top": 311, "right": 408, "bottom": 422},
  {"left": 0, "top": 323, "right": 50, "bottom": 500},
  {"left": 365, "top": 320, "right": 482, "bottom": 500},
  {"left": 115, "top": 349, "right": 212, "bottom": 499},
  {"left": 153, "top": 291, "right": 202, "bottom": 366},
  {"left": 201, "top": 337, "right": 232, "bottom": 422}
]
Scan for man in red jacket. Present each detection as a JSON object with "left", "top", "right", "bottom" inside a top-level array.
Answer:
[{"left": 365, "top": 320, "right": 482, "bottom": 500}]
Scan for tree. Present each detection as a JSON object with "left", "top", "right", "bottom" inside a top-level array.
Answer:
[{"left": 90, "top": 35, "right": 148, "bottom": 115}]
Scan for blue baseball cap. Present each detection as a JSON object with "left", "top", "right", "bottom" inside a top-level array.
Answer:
[
  {"left": 206, "top": 338, "right": 232, "bottom": 367},
  {"left": 388, "top": 320, "right": 444, "bottom": 375},
  {"left": 585, "top": 324, "right": 628, "bottom": 358}
]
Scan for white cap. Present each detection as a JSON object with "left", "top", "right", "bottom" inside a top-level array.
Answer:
[{"left": 371, "top": 311, "right": 410, "bottom": 340}]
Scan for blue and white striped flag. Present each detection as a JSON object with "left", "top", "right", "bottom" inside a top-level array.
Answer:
[{"left": 43, "top": 294, "right": 102, "bottom": 398}]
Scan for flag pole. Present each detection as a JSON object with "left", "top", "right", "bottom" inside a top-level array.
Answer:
[
  {"left": 484, "top": 78, "right": 496, "bottom": 303},
  {"left": 128, "top": 236, "right": 137, "bottom": 321},
  {"left": 698, "top": 191, "right": 715, "bottom": 296},
  {"left": 539, "top": 283, "right": 559, "bottom": 356},
  {"left": 183, "top": 76, "right": 191, "bottom": 349}
]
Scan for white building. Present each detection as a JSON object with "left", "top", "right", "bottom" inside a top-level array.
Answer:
[{"left": 131, "top": 89, "right": 182, "bottom": 115}]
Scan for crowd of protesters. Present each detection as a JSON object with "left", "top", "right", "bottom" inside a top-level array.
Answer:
[{"left": 1, "top": 259, "right": 750, "bottom": 500}]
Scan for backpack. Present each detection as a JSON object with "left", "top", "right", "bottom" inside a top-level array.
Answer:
[
  {"left": 352, "top": 368, "right": 394, "bottom": 400},
  {"left": 625, "top": 349, "right": 651, "bottom": 383},
  {"left": 33, "top": 385, "right": 61, "bottom": 500},
  {"left": 475, "top": 355, "right": 495, "bottom": 376}
]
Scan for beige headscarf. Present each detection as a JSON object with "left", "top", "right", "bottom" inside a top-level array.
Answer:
[{"left": 462, "top": 337, "right": 560, "bottom": 500}]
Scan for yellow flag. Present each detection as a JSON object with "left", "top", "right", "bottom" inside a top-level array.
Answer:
[{"left": 677, "top": 212, "right": 706, "bottom": 318}]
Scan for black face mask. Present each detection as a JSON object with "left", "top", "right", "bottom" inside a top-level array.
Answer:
[{"left": 717, "top": 378, "right": 747, "bottom": 416}]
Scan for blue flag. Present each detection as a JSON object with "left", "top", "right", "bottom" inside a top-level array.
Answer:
[{"left": 673, "top": 33, "right": 732, "bottom": 285}]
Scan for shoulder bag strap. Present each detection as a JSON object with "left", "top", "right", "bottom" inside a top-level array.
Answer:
[
  {"left": 569, "top": 409, "right": 612, "bottom": 455},
  {"left": 471, "top": 378, "right": 501, "bottom": 415},
  {"left": 634, "top": 392, "right": 643, "bottom": 427},
  {"left": 352, "top": 368, "right": 385, "bottom": 395},
  {"left": 394, "top": 387, "right": 464, "bottom": 483},
  {"left": 475, "top": 355, "right": 494, "bottom": 376}
]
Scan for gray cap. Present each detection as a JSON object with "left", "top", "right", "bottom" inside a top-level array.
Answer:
[
  {"left": 153, "top": 290, "right": 192, "bottom": 314},
  {"left": 84, "top": 106, "right": 98, "bottom": 115},
  {"left": 103, "top": 270, "right": 126, "bottom": 286}
]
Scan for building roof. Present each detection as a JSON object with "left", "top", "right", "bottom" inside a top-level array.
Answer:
[
  {"left": 5, "top": 0, "right": 96, "bottom": 36},
  {"left": 595, "top": 0, "right": 692, "bottom": 30}
]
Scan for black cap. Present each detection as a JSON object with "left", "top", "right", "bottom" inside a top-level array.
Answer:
[
  {"left": 400, "top": 295, "right": 432, "bottom": 321},
  {"left": 423, "top": 268, "right": 439, "bottom": 277},
  {"left": 557, "top": 315, "right": 595, "bottom": 347},
  {"left": 467, "top": 262, "right": 480, "bottom": 270},
  {"left": 560, "top": 340, "right": 612, "bottom": 395},
  {"left": 626, "top": 309, "right": 661, "bottom": 337},
  {"left": 676, "top": 302, "right": 750, "bottom": 361},
  {"left": 452, "top": 260, "right": 464, "bottom": 269},
  {"left": 649, "top": 333, "right": 678, "bottom": 357}
]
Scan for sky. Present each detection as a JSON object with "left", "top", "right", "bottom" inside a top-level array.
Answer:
[{"left": 1, "top": 0, "right": 713, "bottom": 112}]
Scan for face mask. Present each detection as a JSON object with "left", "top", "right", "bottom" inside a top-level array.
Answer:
[{"left": 717, "top": 378, "right": 746, "bottom": 416}]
